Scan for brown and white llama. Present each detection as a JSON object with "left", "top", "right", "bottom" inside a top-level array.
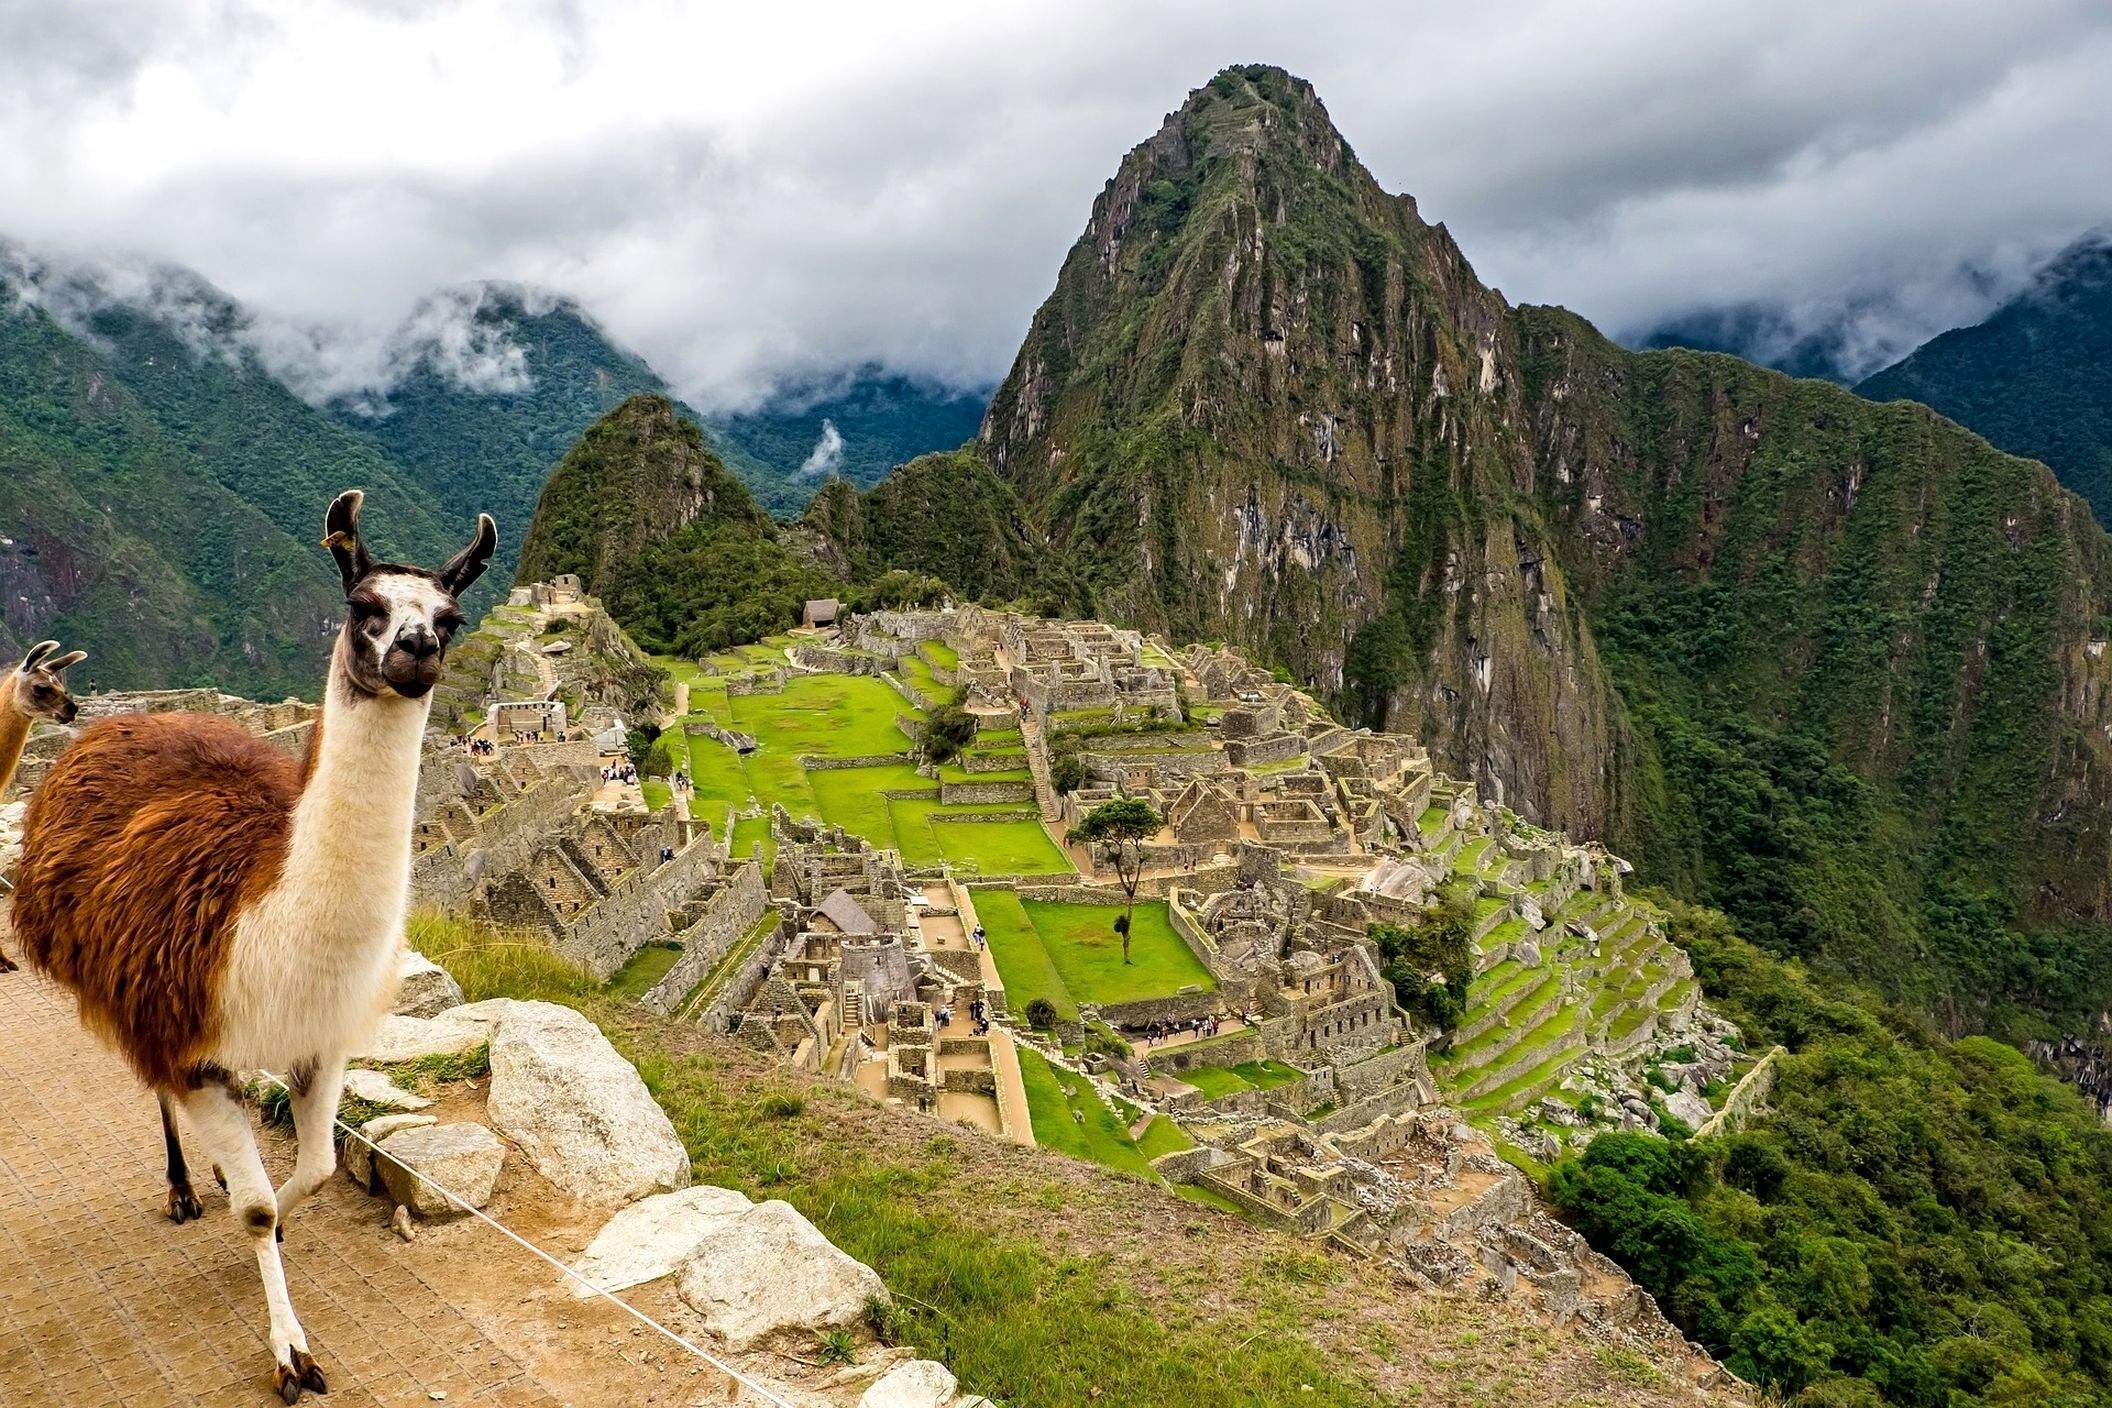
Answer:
[
  {"left": 13, "top": 491, "right": 494, "bottom": 1404},
  {"left": 0, "top": 639, "right": 86, "bottom": 971}
]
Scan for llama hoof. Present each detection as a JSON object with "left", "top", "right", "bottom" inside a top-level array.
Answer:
[
  {"left": 273, "top": 1347, "right": 327, "bottom": 1400},
  {"left": 165, "top": 1184, "right": 203, "bottom": 1223},
  {"left": 213, "top": 1166, "right": 228, "bottom": 1191},
  {"left": 0, "top": 954, "right": 16, "bottom": 973}
]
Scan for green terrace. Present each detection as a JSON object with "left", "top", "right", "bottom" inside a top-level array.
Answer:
[
  {"left": 1016, "top": 1046, "right": 1192, "bottom": 1182},
  {"left": 670, "top": 669, "right": 1069, "bottom": 875},
  {"left": 1173, "top": 1059, "right": 1304, "bottom": 1099},
  {"left": 1430, "top": 893, "right": 1699, "bottom": 1121},
  {"left": 976, "top": 893, "right": 1214, "bottom": 1022}
]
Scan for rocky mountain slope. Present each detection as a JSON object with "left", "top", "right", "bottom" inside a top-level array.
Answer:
[
  {"left": 1856, "top": 233, "right": 2112, "bottom": 526},
  {"left": 816, "top": 65, "right": 2112, "bottom": 1024},
  {"left": 0, "top": 253, "right": 455, "bottom": 696}
]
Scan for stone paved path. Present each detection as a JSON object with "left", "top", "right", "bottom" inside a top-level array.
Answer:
[{"left": 0, "top": 968, "right": 585, "bottom": 1408}]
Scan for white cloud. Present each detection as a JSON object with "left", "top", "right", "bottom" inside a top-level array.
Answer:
[
  {"left": 796, "top": 419, "right": 846, "bottom": 480},
  {"left": 1, "top": 0, "right": 2106, "bottom": 403}
]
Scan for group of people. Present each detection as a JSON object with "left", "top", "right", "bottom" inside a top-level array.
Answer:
[
  {"left": 1138, "top": 1013, "right": 1233, "bottom": 1046},
  {"left": 459, "top": 736, "right": 496, "bottom": 756},
  {"left": 601, "top": 761, "right": 639, "bottom": 785},
  {"left": 934, "top": 995, "right": 993, "bottom": 1037}
]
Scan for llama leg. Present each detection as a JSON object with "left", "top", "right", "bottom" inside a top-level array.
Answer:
[
  {"left": 272, "top": 1056, "right": 344, "bottom": 1231},
  {"left": 158, "top": 1093, "right": 204, "bottom": 1224},
  {"left": 178, "top": 1080, "right": 328, "bottom": 1402}
]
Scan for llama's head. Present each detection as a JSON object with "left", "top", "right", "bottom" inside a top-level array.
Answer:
[
  {"left": 8, "top": 640, "right": 86, "bottom": 724},
  {"left": 324, "top": 490, "right": 497, "bottom": 702}
]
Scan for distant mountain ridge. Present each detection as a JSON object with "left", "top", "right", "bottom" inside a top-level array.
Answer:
[
  {"left": 1855, "top": 231, "right": 2112, "bottom": 524},
  {"left": 0, "top": 245, "right": 979, "bottom": 691}
]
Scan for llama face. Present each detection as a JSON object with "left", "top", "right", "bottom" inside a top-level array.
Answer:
[
  {"left": 340, "top": 571, "right": 467, "bottom": 700},
  {"left": 11, "top": 641, "right": 85, "bottom": 724},
  {"left": 323, "top": 490, "right": 497, "bottom": 702}
]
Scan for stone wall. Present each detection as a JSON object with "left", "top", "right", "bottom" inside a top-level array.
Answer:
[
  {"left": 640, "top": 863, "right": 771, "bottom": 1014},
  {"left": 1692, "top": 1046, "right": 1784, "bottom": 1139},
  {"left": 553, "top": 838, "right": 721, "bottom": 978},
  {"left": 940, "top": 779, "right": 1034, "bottom": 806}
]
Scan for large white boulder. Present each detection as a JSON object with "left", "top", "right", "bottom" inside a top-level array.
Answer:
[
  {"left": 377, "top": 1122, "right": 505, "bottom": 1219},
  {"left": 483, "top": 1000, "right": 690, "bottom": 1207},
  {"left": 569, "top": 1185, "right": 753, "bottom": 1298},
  {"left": 858, "top": 1360, "right": 957, "bottom": 1408},
  {"left": 392, "top": 948, "right": 466, "bottom": 1018},
  {"left": 674, "top": 1199, "right": 886, "bottom": 1349},
  {"left": 1663, "top": 1085, "right": 1714, "bottom": 1131}
]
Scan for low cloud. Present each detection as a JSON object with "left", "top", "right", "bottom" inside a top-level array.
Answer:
[
  {"left": 796, "top": 419, "right": 846, "bottom": 479},
  {"left": 0, "top": 1, "right": 2106, "bottom": 404}
]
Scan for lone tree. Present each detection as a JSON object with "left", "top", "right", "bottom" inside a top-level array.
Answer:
[{"left": 1067, "top": 797, "right": 1160, "bottom": 963}]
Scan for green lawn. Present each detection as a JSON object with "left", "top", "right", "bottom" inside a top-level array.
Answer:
[
  {"left": 605, "top": 942, "right": 683, "bottom": 1001},
  {"left": 979, "top": 894, "right": 1215, "bottom": 1018},
  {"left": 919, "top": 639, "right": 960, "bottom": 671},
  {"left": 1017, "top": 1046, "right": 1183, "bottom": 1180},
  {"left": 727, "top": 673, "right": 916, "bottom": 757},
  {"left": 1174, "top": 1059, "right": 1304, "bottom": 1099},
  {"left": 670, "top": 671, "right": 1072, "bottom": 877}
]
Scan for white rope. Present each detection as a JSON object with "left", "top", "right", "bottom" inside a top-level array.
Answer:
[{"left": 256, "top": 1068, "right": 802, "bottom": 1408}]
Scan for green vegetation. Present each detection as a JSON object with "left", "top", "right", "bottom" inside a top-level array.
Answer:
[
  {"left": 1550, "top": 897, "right": 2112, "bottom": 1406},
  {"left": 1175, "top": 1059, "right": 1303, "bottom": 1098},
  {"left": 1369, "top": 891, "right": 1473, "bottom": 1032},
  {"left": 675, "top": 673, "right": 1068, "bottom": 874},
  {"left": 1067, "top": 798, "right": 1163, "bottom": 961},
  {"left": 405, "top": 909, "right": 598, "bottom": 1005},
  {"left": 1857, "top": 236, "right": 2112, "bottom": 526},
  {"left": 977, "top": 893, "right": 1213, "bottom": 1020},
  {"left": 1016, "top": 1046, "right": 1188, "bottom": 1180},
  {"left": 605, "top": 941, "right": 684, "bottom": 1002}
]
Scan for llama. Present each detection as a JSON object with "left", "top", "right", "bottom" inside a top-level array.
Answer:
[
  {"left": 0, "top": 639, "right": 86, "bottom": 971},
  {"left": 13, "top": 491, "right": 494, "bottom": 1404}
]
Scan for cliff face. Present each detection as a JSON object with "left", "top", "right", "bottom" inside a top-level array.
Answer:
[{"left": 834, "top": 65, "right": 2112, "bottom": 1017}]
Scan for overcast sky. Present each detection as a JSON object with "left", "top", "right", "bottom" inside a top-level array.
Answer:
[{"left": 2, "top": 0, "right": 2108, "bottom": 409}]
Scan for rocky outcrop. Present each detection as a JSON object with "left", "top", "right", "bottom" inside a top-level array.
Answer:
[
  {"left": 376, "top": 1122, "right": 505, "bottom": 1219},
  {"left": 483, "top": 1000, "right": 692, "bottom": 1206},
  {"left": 392, "top": 947, "right": 466, "bottom": 1018},
  {"left": 674, "top": 1199, "right": 888, "bottom": 1349},
  {"left": 568, "top": 1184, "right": 755, "bottom": 1297}
]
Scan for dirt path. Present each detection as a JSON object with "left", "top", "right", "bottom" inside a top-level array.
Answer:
[{"left": 0, "top": 963, "right": 710, "bottom": 1408}]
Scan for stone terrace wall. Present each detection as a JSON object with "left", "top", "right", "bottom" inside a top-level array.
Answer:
[
  {"left": 409, "top": 773, "right": 588, "bottom": 911},
  {"left": 641, "top": 862, "right": 769, "bottom": 1014},
  {"left": 557, "top": 838, "right": 720, "bottom": 979}
]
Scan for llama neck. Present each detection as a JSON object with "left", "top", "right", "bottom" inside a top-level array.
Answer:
[
  {"left": 281, "top": 663, "right": 431, "bottom": 913},
  {"left": 0, "top": 682, "right": 30, "bottom": 797}
]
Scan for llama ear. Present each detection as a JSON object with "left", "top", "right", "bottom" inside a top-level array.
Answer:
[
  {"left": 18, "top": 640, "right": 59, "bottom": 671},
  {"left": 46, "top": 650, "right": 86, "bottom": 674},
  {"left": 437, "top": 513, "right": 498, "bottom": 598},
  {"left": 323, "top": 489, "right": 374, "bottom": 592}
]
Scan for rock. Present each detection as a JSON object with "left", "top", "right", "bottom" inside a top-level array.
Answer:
[
  {"left": 483, "top": 1000, "right": 690, "bottom": 1207},
  {"left": 569, "top": 1185, "right": 754, "bottom": 1298},
  {"left": 376, "top": 1122, "right": 505, "bottom": 1218},
  {"left": 344, "top": 1113, "right": 437, "bottom": 1191},
  {"left": 343, "top": 1068, "right": 431, "bottom": 1111},
  {"left": 1662, "top": 1087, "right": 1713, "bottom": 1130},
  {"left": 858, "top": 1360, "right": 957, "bottom": 1408},
  {"left": 393, "top": 948, "right": 466, "bottom": 1018},
  {"left": 359, "top": 1011, "right": 493, "bottom": 1065},
  {"left": 674, "top": 1200, "right": 887, "bottom": 1349}
]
